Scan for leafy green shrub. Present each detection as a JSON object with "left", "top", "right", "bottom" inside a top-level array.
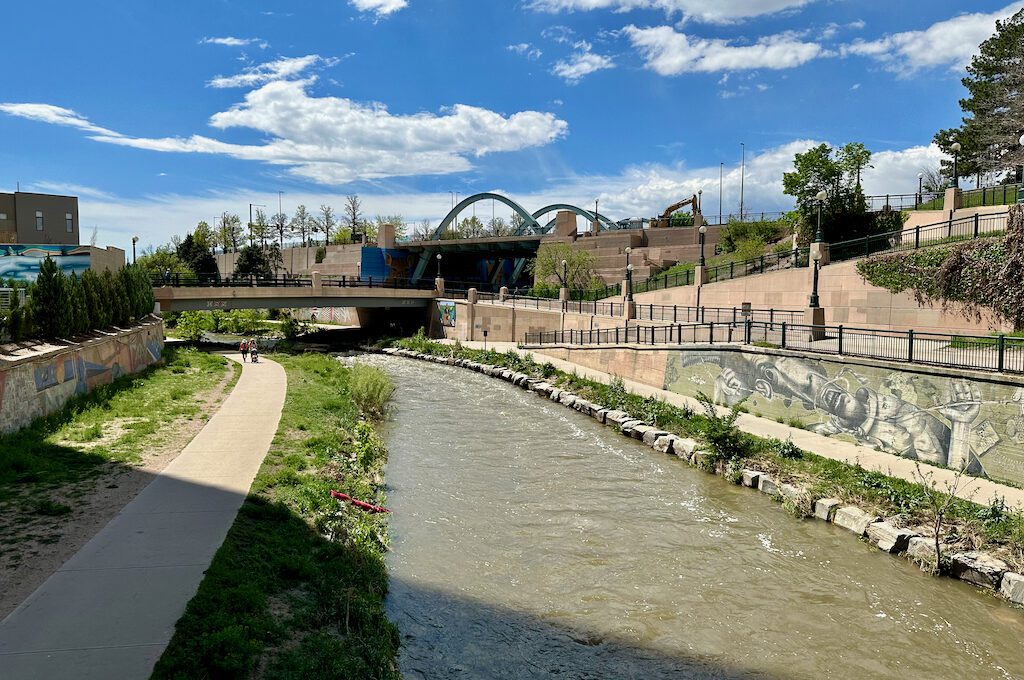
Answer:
[
  {"left": 176, "top": 311, "right": 212, "bottom": 342},
  {"left": 771, "top": 437, "right": 802, "bottom": 459},
  {"left": 695, "top": 392, "right": 748, "bottom": 466},
  {"left": 348, "top": 363, "right": 395, "bottom": 420}
]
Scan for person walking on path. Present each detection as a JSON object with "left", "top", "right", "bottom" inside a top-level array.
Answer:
[
  {"left": 249, "top": 338, "right": 259, "bottom": 363},
  {"left": 239, "top": 338, "right": 249, "bottom": 362}
]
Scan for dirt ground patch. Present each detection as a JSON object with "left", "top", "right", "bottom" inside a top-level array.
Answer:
[{"left": 0, "top": 357, "right": 240, "bottom": 619}]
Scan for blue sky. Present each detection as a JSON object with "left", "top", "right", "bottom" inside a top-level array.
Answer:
[{"left": 1, "top": 0, "right": 1020, "bottom": 252}]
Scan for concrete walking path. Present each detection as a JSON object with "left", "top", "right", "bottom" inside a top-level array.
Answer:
[
  {"left": 0, "top": 355, "right": 286, "bottom": 680},
  {"left": 440, "top": 340, "right": 1024, "bottom": 512}
]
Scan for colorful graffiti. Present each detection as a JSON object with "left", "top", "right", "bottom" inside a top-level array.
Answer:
[
  {"left": 663, "top": 350, "right": 1024, "bottom": 485},
  {"left": 0, "top": 322, "right": 163, "bottom": 434},
  {"left": 0, "top": 245, "right": 91, "bottom": 282},
  {"left": 439, "top": 301, "right": 457, "bottom": 327}
]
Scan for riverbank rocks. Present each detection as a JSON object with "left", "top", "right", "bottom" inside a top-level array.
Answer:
[
  {"left": 813, "top": 498, "right": 841, "bottom": 522},
  {"left": 741, "top": 470, "right": 761, "bottom": 488},
  {"left": 832, "top": 506, "right": 879, "bottom": 536},
  {"left": 674, "top": 438, "right": 699, "bottom": 458},
  {"left": 559, "top": 392, "right": 577, "bottom": 408},
  {"left": 603, "top": 410, "right": 631, "bottom": 426},
  {"left": 949, "top": 551, "right": 1010, "bottom": 590},
  {"left": 757, "top": 475, "right": 778, "bottom": 495},
  {"left": 778, "top": 483, "right": 806, "bottom": 506},
  {"left": 999, "top": 572, "right": 1024, "bottom": 605},
  {"left": 635, "top": 425, "right": 668, "bottom": 444},
  {"left": 591, "top": 408, "right": 608, "bottom": 424},
  {"left": 653, "top": 434, "right": 676, "bottom": 454},
  {"left": 619, "top": 419, "right": 644, "bottom": 436},
  {"left": 907, "top": 537, "right": 937, "bottom": 564},
  {"left": 866, "top": 522, "right": 918, "bottom": 554}
]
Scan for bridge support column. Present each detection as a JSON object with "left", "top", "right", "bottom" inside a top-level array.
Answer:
[
  {"left": 312, "top": 271, "right": 322, "bottom": 289},
  {"left": 943, "top": 187, "right": 962, "bottom": 212},
  {"left": 621, "top": 277, "right": 635, "bottom": 321},
  {"left": 804, "top": 306, "right": 826, "bottom": 341},
  {"left": 499, "top": 286, "right": 509, "bottom": 302}
]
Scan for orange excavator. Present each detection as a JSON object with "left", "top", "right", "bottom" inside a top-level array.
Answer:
[{"left": 652, "top": 194, "right": 702, "bottom": 228}]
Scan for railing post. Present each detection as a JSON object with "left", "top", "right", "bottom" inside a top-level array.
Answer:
[
  {"left": 769, "top": 308, "right": 774, "bottom": 324},
  {"left": 677, "top": 324, "right": 682, "bottom": 345},
  {"left": 745, "top": 318, "right": 752, "bottom": 344},
  {"left": 837, "top": 325, "right": 844, "bottom": 355},
  {"left": 907, "top": 329, "right": 914, "bottom": 363},
  {"left": 999, "top": 335, "right": 1006, "bottom": 372},
  {"left": 673, "top": 304, "right": 678, "bottom": 323},
  {"left": 948, "top": 211, "right": 953, "bottom": 238},
  {"left": 914, "top": 226, "right": 920, "bottom": 249},
  {"left": 781, "top": 322, "right": 787, "bottom": 348},
  {"left": 974, "top": 213, "right": 980, "bottom": 238},
  {"left": 709, "top": 322, "right": 714, "bottom": 344},
  {"left": 733, "top": 307, "right": 737, "bottom": 324}
]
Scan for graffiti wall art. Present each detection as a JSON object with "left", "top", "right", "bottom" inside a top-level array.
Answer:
[
  {"left": 438, "top": 301, "right": 457, "bottom": 327},
  {"left": 663, "top": 350, "right": 1024, "bottom": 485},
  {"left": 0, "top": 245, "right": 91, "bottom": 282}
]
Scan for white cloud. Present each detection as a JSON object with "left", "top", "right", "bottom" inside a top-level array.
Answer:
[
  {"left": 200, "top": 36, "right": 268, "bottom": 49},
  {"left": 624, "top": 25, "right": 824, "bottom": 74},
  {"left": 527, "top": 0, "right": 817, "bottom": 24},
  {"left": 843, "top": 2, "right": 1024, "bottom": 75},
  {"left": 208, "top": 55, "right": 332, "bottom": 88},
  {"left": 349, "top": 0, "right": 408, "bottom": 16},
  {"left": 541, "top": 25, "right": 575, "bottom": 44},
  {"left": 1, "top": 68, "right": 568, "bottom": 185},
  {"left": 508, "top": 43, "right": 543, "bottom": 60},
  {"left": 551, "top": 40, "right": 615, "bottom": 83}
]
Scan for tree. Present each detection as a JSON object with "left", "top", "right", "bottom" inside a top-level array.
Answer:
[
  {"left": 272, "top": 211, "right": 289, "bottom": 252},
  {"left": 933, "top": 127, "right": 985, "bottom": 187},
  {"left": 291, "top": 204, "right": 312, "bottom": 247},
  {"left": 176, "top": 233, "right": 218, "bottom": 276},
  {"left": 837, "top": 142, "right": 873, "bottom": 188},
  {"left": 411, "top": 218, "right": 433, "bottom": 240},
  {"left": 782, "top": 142, "right": 875, "bottom": 244},
  {"left": 921, "top": 167, "right": 948, "bottom": 193},
  {"left": 373, "top": 214, "right": 407, "bottom": 241},
  {"left": 31, "top": 257, "right": 71, "bottom": 339},
  {"left": 217, "top": 212, "right": 243, "bottom": 253},
  {"left": 81, "top": 269, "right": 110, "bottom": 328},
  {"left": 938, "top": 9, "right": 1024, "bottom": 181},
  {"left": 487, "top": 216, "right": 513, "bottom": 236},
  {"left": 233, "top": 245, "right": 274, "bottom": 279},
  {"left": 510, "top": 212, "right": 528, "bottom": 234},
  {"left": 249, "top": 209, "right": 272, "bottom": 248},
  {"left": 193, "top": 221, "right": 216, "bottom": 252},
  {"left": 458, "top": 215, "right": 485, "bottom": 238},
  {"left": 527, "top": 242, "right": 597, "bottom": 289},
  {"left": 344, "top": 195, "right": 363, "bottom": 242},
  {"left": 137, "top": 245, "right": 189, "bottom": 279},
  {"left": 313, "top": 204, "right": 336, "bottom": 247},
  {"left": 67, "top": 274, "right": 90, "bottom": 335}
]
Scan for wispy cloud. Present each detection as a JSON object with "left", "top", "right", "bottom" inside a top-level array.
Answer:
[
  {"left": 551, "top": 41, "right": 615, "bottom": 83},
  {"left": 349, "top": 0, "right": 408, "bottom": 17},
  {"left": 207, "top": 55, "right": 334, "bottom": 89},
  {"left": 842, "top": 2, "right": 1024, "bottom": 76},
  {"left": 527, "top": 0, "right": 819, "bottom": 25},
  {"left": 508, "top": 43, "right": 543, "bottom": 60},
  {"left": 200, "top": 36, "right": 268, "bottom": 49}
]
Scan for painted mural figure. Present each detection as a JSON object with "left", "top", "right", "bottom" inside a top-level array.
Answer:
[{"left": 703, "top": 354, "right": 984, "bottom": 473}]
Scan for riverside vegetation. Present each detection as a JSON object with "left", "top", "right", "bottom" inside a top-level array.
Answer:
[
  {"left": 388, "top": 332, "right": 1024, "bottom": 576},
  {"left": 152, "top": 353, "right": 400, "bottom": 679}
]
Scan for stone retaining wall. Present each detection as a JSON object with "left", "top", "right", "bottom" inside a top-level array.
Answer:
[
  {"left": 0, "top": 318, "right": 164, "bottom": 434},
  {"left": 380, "top": 345, "right": 1024, "bottom": 609}
]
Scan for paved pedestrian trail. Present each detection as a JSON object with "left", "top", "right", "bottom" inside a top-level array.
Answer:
[{"left": 0, "top": 355, "right": 286, "bottom": 680}]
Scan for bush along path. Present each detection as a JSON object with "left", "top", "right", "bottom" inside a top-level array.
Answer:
[
  {"left": 0, "top": 347, "right": 238, "bottom": 619},
  {"left": 379, "top": 337, "right": 1024, "bottom": 609},
  {"left": 151, "top": 353, "right": 399, "bottom": 679}
]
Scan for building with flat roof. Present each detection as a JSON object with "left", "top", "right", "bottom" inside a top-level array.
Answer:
[{"left": 0, "top": 192, "right": 79, "bottom": 245}]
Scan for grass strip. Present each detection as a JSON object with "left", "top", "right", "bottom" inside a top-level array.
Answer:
[
  {"left": 387, "top": 333, "right": 1024, "bottom": 571},
  {"left": 0, "top": 346, "right": 231, "bottom": 504},
  {"left": 152, "top": 353, "right": 399, "bottom": 679}
]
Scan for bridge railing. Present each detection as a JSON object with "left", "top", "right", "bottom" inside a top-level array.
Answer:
[
  {"left": 524, "top": 320, "right": 1024, "bottom": 375},
  {"left": 152, "top": 273, "right": 436, "bottom": 290}
]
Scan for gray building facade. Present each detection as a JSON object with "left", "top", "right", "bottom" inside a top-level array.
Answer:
[{"left": 0, "top": 192, "right": 80, "bottom": 245}]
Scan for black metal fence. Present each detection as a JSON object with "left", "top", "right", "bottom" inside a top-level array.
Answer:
[
  {"left": 634, "top": 304, "right": 803, "bottom": 324},
  {"left": 152, "top": 273, "right": 435, "bottom": 290},
  {"left": 830, "top": 211, "right": 1008, "bottom": 263},
  {"left": 524, "top": 319, "right": 1024, "bottom": 375}
]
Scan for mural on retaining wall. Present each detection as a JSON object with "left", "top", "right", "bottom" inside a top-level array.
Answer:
[
  {"left": 0, "top": 245, "right": 91, "bottom": 282},
  {"left": 663, "top": 350, "right": 1024, "bottom": 485},
  {"left": 293, "top": 307, "right": 356, "bottom": 325},
  {"left": 439, "top": 301, "right": 457, "bottom": 327},
  {"left": 0, "top": 323, "right": 164, "bottom": 434}
]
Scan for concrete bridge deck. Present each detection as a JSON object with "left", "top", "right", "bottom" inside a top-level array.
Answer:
[{"left": 153, "top": 280, "right": 437, "bottom": 312}]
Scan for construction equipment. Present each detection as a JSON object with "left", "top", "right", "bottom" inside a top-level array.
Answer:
[{"left": 653, "top": 194, "right": 702, "bottom": 229}]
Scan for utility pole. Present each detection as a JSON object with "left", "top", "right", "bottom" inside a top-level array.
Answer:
[
  {"left": 739, "top": 143, "right": 746, "bottom": 222},
  {"left": 719, "top": 162, "right": 723, "bottom": 225}
]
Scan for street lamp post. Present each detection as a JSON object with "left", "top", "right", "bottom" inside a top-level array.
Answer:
[
  {"left": 131, "top": 236, "right": 138, "bottom": 264},
  {"left": 814, "top": 190, "right": 827, "bottom": 243},
  {"left": 809, "top": 251, "right": 821, "bottom": 308},
  {"left": 625, "top": 263, "right": 634, "bottom": 302},
  {"left": 436, "top": 252, "right": 442, "bottom": 279},
  {"left": 740, "top": 142, "right": 746, "bottom": 222},
  {"left": 719, "top": 162, "right": 723, "bottom": 225},
  {"left": 561, "top": 258, "right": 568, "bottom": 287},
  {"left": 951, "top": 142, "right": 962, "bottom": 188},
  {"left": 698, "top": 225, "right": 707, "bottom": 266},
  {"left": 917, "top": 173, "right": 924, "bottom": 207}
]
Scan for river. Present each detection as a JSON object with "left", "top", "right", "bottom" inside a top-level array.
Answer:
[{"left": 377, "top": 355, "right": 1024, "bottom": 679}]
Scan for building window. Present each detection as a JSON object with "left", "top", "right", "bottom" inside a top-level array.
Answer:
[
  {"left": 65, "top": 213, "right": 73, "bottom": 233},
  {"left": 35, "top": 211, "right": 43, "bottom": 230},
  {"left": 0, "top": 213, "right": 6, "bottom": 220}
]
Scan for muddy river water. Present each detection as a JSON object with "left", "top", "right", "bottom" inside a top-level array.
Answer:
[{"left": 378, "top": 356, "right": 1024, "bottom": 679}]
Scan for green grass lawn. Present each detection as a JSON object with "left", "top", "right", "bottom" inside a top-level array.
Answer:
[
  {"left": 0, "top": 347, "right": 234, "bottom": 503},
  {"left": 152, "top": 353, "right": 399, "bottom": 679}
]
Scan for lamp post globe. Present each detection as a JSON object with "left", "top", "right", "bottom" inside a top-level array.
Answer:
[
  {"left": 131, "top": 235, "right": 139, "bottom": 264},
  {"left": 561, "top": 258, "right": 568, "bottom": 287},
  {"left": 435, "top": 252, "right": 442, "bottom": 278},
  {"left": 950, "top": 142, "right": 962, "bottom": 188},
  {"left": 625, "top": 263, "right": 634, "bottom": 302},
  {"left": 813, "top": 190, "right": 827, "bottom": 243}
]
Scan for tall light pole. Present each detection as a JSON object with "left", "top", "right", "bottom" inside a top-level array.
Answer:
[
  {"left": 950, "top": 142, "right": 962, "bottom": 188},
  {"left": 625, "top": 264, "right": 634, "bottom": 302},
  {"left": 698, "top": 225, "right": 707, "bottom": 266},
  {"left": 809, "top": 250, "right": 822, "bottom": 308},
  {"left": 131, "top": 236, "right": 138, "bottom": 265},
  {"left": 719, "top": 162, "right": 723, "bottom": 225},
  {"left": 739, "top": 142, "right": 746, "bottom": 222},
  {"left": 561, "top": 258, "right": 568, "bottom": 287},
  {"left": 436, "top": 252, "right": 442, "bottom": 278},
  {"left": 594, "top": 198, "right": 599, "bottom": 234},
  {"left": 917, "top": 172, "right": 923, "bottom": 207},
  {"left": 814, "top": 190, "right": 827, "bottom": 243}
]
